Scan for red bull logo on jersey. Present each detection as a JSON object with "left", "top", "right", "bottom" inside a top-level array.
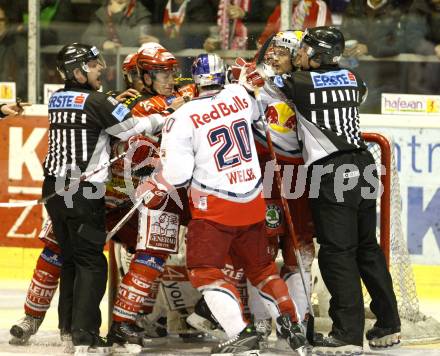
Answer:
[
  {"left": 190, "top": 96, "right": 248, "bottom": 128},
  {"left": 311, "top": 69, "right": 357, "bottom": 88},
  {"left": 266, "top": 102, "right": 296, "bottom": 134}
]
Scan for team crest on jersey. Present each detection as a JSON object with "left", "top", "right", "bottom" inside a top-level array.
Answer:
[
  {"left": 311, "top": 69, "right": 357, "bottom": 88},
  {"left": 165, "top": 95, "right": 176, "bottom": 105},
  {"left": 266, "top": 102, "right": 296, "bottom": 134},
  {"left": 266, "top": 204, "right": 282, "bottom": 229},
  {"left": 273, "top": 75, "right": 284, "bottom": 88},
  {"left": 48, "top": 91, "right": 89, "bottom": 110},
  {"left": 145, "top": 210, "right": 180, "bottom": 253},
  {"left": 112, "top": 103, "right": 130, "bottom": 121}
]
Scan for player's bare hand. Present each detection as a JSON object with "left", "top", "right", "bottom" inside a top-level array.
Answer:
[
  {"left": 435, "top": 44, "right": 440, "bottom": 59},
  {"left": 204, "top": 37, "right": 220, "bottom": 52},
  {"left": 345, "top": 43, "right": 368, "bottom": 58},
  {"left": 168, "top": 96, "right": 187, "bottom": 111},
  {"left": 115, "top": 89, "right": 139, "bottom": 102},
  {"left": 103, "top": 40, "right": 121, "bottom": 52},
  {"left": 227, "top": 5, "right": 245, "bottom": 19},
  {"left": 1, "top": 102, "right": 31, "bottom": 117}
]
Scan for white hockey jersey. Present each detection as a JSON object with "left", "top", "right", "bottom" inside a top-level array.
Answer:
[
  {"left": 160, "top": 84, "right": 266, "bottom": 226},
  {"left": 252, "top": 82, "right": 302, "bottom": 161}
]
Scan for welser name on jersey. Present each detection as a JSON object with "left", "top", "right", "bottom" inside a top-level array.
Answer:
[
  {"left": 190, "top": 95, "right": 248, "bottom": 128},
  {"left": 226, "top": 168, "right": 256, "bottom": 185},
  {"left": 48, "top": 91, "right": 89, "bottom": 110},
  {"left": 311, "top": 70, "right": 357, "bottom": 88}
]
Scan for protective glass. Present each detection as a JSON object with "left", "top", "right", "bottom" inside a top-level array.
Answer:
[
  {"left": 81, "top": 54, "right": 107, "bottom": 72},
  {"left": 153, "top": 68, "right": 179, "bottom": 84},
  {"left": 272, "top": 47, "right": 291, "bottom": 58}
]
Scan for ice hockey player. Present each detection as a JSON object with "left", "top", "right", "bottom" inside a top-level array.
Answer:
[
  {"left": 135, "top": 53, "right": 306, "bottom": 355},
  {"left": 122, "top": 52, "right": 144, "bottom": 93},
  {"left": 106, "top": 42, "right": 195, "bottom": 349},
  {"left": 251, "top": 29, "right": 316, "bottom": 339}
]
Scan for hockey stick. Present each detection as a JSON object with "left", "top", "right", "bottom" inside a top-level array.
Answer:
[
  {"left": 105, "top": 188, "right": 155, "bottom": 242},
  {"left": 0, "top": 151, "right": 128, "bottom": 208},
  {"left": 251, "top": 34, "right": 316, "bottom": 342},
  {"left": 254, "top": 87, "right": 315, "bottom": 344}
]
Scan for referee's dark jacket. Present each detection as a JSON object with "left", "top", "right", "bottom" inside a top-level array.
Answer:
[
  {"left": 42, "top": 87, "right": 161, "bottom": 339},
  {"left": 275, "top": 65, "right": 400, "bottom": 345},
  {"left": 44, "top": 87, "right": 160, "bottom": 182},
  {"left": 275, "top": 65, "right": 367, "bottom": 166}
]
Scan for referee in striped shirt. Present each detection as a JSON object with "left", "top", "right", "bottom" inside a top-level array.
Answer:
[
  {"left": 270, "top": 27, "right": 401, "bottom": 352},
  {"left": 42, "top": 43, "right": 156, "bottom": 350}
]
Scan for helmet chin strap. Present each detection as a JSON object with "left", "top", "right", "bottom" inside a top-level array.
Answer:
[
  {"left": 141, "top": 71, "right": 161, "bottom": 96},
  {"left": 66, "top": 66, "right": 95, "bottom": 90}
]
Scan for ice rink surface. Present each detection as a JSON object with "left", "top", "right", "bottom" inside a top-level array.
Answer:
[{"left": 0, "top": 281, "right": 439, "bottom": 355}]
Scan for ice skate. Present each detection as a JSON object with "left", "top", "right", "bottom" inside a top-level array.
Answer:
[
  {"left": 9, "top": 314, "right": 43, "bottom": 345},
  {"left": 254, "top": 318, "right": 271, "bottom": 350},
  {"left": 366, "top": 325, "right": 401, "bottom": 350},
  {"left": 211, "top": 324, "right": 261, "bottom": 355},
  {"left": 107, "top": 321, "right": 144, "bottom": 348},
  {"left": 186, "top": 296, "right": 227, "bottom": 340},
  {"left": 72, "top": 330, "right": 112, "bottom": 356},
  {"left": 276, "top": 314, "right": 306, "bottom": 354},
  {"left": 135, "top": 314, "right": 167, "bottom": 338}
]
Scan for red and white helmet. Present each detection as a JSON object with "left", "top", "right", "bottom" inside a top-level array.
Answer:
[
  {"left": 122, "top": 53, "right": 138, "bottom": 76},
  {"left": 137, "top": 42, "right": 178, "bottom": 73}
]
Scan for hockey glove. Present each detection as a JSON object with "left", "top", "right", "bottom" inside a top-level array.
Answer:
[
  {"left": 237, "top": 59, "right": 265, "bottom": 91},
  {"left": 127, "top": 134, "right": 159, "bottom": 167},
  {"left": 135, "top": 174, "right": 168, "bottom": 209}
]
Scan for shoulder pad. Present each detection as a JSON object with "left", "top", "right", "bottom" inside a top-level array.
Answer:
[{"left": 132, "top": 95, "right": 167, "bottom": 116}]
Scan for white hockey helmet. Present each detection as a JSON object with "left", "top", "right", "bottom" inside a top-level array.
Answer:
[
  {"left": 191, "top": 53, "right": 226, "bottom": 87},
  {"left": 272, "top": 30, "right": 304, "bottom": 57}
]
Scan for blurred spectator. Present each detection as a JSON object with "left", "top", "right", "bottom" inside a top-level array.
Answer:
[
  {"left": 154, "top": 0, "right": 217, "bottom": 46},
  {"left": 139, "top": 0, "right": 156, "bottom": 19},
  {"left": 258, "top": 0, "right": 332, "bottom": 47},
  {"left": 154, "top": 0, "right": 218, "bottom": 74},
  {"left": 0, "top": 5, "right": 27, "bottom": 100},
  {"left": 340, "top": 0, "right": 411, "bottom": 58},
  {"left": 324, "top": 0, "right": 350, "bottom": 25},
  {"left": 204, "top": 0, "right": 264, "bottom": 52},
  {"left": 408, "top": 0, "right": 440, "bottom": 57},
  {"left": 82, "top": 0, "right": 156, "bottom": 52},
  {"left": 8, "top": 0, "right": 75, "bottom": 45},
  {"left": 405, "top": 0, "right": 440, "bottom": 94},
  {"left": 339, "top": 0, "right": 431, "bottom": 112},
  {"left": 81, "top": 0, "right": 156, "bottom": 90},
  {"left": 324, "top": 0, "right": 350, "bottom": 12}
]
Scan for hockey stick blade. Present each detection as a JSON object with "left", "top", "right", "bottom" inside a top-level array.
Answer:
[
  {"left": 0, "top": 151, "right": 128, "bottom": 209},
  {"left": 254, "top": 88, "right": 316, "bottom": 345}
]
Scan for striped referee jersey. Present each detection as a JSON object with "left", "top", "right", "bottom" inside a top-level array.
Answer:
[
  {"left": 44, "top": 88, "right": 159, "bottom": 182},
  {"left": 277, "top": 66, "right": 368, "bottom": 165}
]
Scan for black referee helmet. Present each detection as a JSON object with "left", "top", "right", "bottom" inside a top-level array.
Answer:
[
  {"left": 56, "top": 43, "right": 106, "bottom": 81},
  {"left": 301, "top": 26, "right": 345, "bottom": 65}
]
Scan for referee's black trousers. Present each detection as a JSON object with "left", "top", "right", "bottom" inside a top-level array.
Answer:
[
  {"left": 309, "top": 150, "right": 400, "bottom": 346},
  {"left": 42, "top": 177, "right": 107, "bottom": 339}
]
